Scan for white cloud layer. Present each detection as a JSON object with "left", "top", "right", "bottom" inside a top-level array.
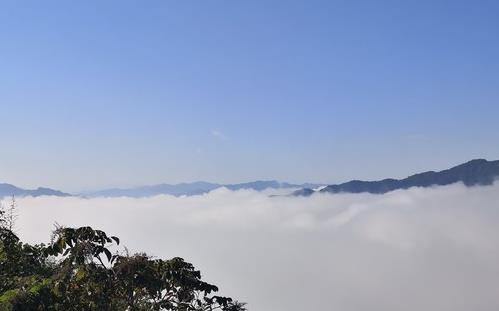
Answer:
[{"left": 11, "top": 184, "right": 499, "bottom": 311}]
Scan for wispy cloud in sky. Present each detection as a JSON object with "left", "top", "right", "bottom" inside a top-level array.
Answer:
[
  {"left": 210, "top": 129, "right": 227, "bottom": 140},
  {"left": 13, "top": 183, "right": 499, "bottom": 311}
]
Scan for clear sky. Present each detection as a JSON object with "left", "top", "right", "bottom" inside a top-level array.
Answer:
[{"left": 1, "top": 0, "right": 498, "bottom": 192}]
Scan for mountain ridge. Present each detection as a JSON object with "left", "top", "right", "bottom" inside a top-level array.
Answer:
[
  {"left": 0, "top": 183, "right": 71, "bottom": 198},
  {"left": 293, "top": 159, "right": 499, "bottom": 196}
]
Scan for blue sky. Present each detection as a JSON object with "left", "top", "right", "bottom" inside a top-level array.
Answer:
[{"left": 1, "top": 0, "right": 498, "bottom": 191}]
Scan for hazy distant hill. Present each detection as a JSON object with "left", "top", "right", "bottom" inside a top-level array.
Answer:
[
  {"left": 84, "top": 180, "right": 322, "bottom": 198},
  {"left": 225, "top": 181, "right": 320, "bottom": 191},
  {"left": 0, "top": 183, "right": 71, "bottom": 198},
  {"left": 294, "top": 159, "right": 499, "bottom": 196},
  {"left": 83, "top": 182, "right": 220, "bottom": 198}
]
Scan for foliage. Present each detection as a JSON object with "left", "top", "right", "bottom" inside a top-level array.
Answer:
[{"left": 0, "top": 213, "right": 246, "bottom": 310}]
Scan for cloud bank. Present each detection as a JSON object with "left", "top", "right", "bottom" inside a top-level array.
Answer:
[{"left": 12, "top": 184, "right": 499, "bottom": 311}]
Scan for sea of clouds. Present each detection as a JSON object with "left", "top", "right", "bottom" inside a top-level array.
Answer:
[{"left": 10, "top": 183, "right": 499, "bottom": 311}]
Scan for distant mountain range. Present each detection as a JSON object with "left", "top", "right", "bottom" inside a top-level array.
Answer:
[
  {"left": 0, "top": 183, "right": 71, "bottom": 198},
  {"left": 0, "top": 180, "right": 322, "bottom": 199},
  {"left": 82, "top": 181, "right": 322, "bottom": 198},
  {"left": 294, "top": 159, "right": 499, "bottom": 196},
  {"left": 2, "top": 159, "right": 498, "bottom": 198}
]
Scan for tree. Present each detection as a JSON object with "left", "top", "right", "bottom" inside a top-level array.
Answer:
[
  {"left": 0, "top": 217, "right": 246, "bottom": 310},
  {"left": 0, "top": 196, "right": 18, "bottom": 233},
  {"left": 5, "top": 196, "right": 17, "bottom": 233}
]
